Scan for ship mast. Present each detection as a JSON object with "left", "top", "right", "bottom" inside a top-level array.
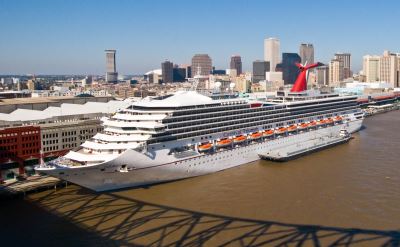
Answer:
[{"left": 189, "top": 66, "right": 208, "bottom": 91}]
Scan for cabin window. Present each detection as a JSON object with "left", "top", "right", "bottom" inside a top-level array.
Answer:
[{"left": 122, "top": 127, "right": 137, "bottom": 131}]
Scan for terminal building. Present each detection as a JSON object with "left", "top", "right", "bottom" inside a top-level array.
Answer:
[{"left": 0, "top": 100, "right": 131, "bottom": 182}]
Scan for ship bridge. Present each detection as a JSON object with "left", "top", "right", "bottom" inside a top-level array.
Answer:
[{"left": 270, "top": 90, "right": 344, "bottom": 103}]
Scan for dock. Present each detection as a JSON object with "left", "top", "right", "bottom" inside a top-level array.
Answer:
[
  {"left": 259, "top": 133, "right": 351, "bottom": 162},
  {"left": 0, "top": 175, "right": 63, "bottom": 198}
]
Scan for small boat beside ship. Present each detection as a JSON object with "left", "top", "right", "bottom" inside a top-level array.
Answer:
[{"left": 259, "top": 129, "right": 352, "bottom": 162}]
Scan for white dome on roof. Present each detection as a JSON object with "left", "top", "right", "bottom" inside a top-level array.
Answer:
[
  {"left": 145, "top": 69, "right": 162, "bottom": 76},
  {"left": 134, "top": 91, "right": 213, "bottom": 108}
]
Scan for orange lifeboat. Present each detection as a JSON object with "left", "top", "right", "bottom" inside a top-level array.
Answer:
[
  {"left": 216, "top": 138, "right": 232, "bottom": 148},
  {"left": 263, "top": 129, "right": 274, "bottom": 137},
  {"left": 326, "top": 118, "right": 334, "bottom": 124},
  {"left": 334, "top": 116, "right": 343, "bottom": 122},
  {"left": 275, "top": 127, "right": 287, "bottom": 134},
  {"left": 233, "top": 135, "right": 246, "bottom": 143},
  {"left": 288, "top": 125, "right": 297, "bottom": 132},
  {"left": 298, "top": 123, "right": 309, "bottom": 130},
  {"left": 250, "top": 132, "right": 262, "bottom": 140},
  {"left": 317, "top": 119, "right": 326, "bottom": 125},
  {"left": 198, "top": 143, "right": 213, "bottom": 152},
  {"left": 309, "top": 121, "right": 317, "bottom": 127}
]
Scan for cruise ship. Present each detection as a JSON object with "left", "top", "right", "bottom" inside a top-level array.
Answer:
[{"left": 36, "top": 65, "right": 364, "bottom": 191}]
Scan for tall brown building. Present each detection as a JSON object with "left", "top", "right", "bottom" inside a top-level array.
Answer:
[
  {"left": 316, "top": 65, "right": 329, "bottom": 85},
  {"left": 191, "top": 54, "right": 212, "bottom": 77},
  {"left": 334, "top": 53, "right": 351, "bottom": 79},
  {"left": 161, "top": 60, "right": 174, "bottom": 83},
  {"left": 230, "top": 55, "right": 242, "bottom": 76}
]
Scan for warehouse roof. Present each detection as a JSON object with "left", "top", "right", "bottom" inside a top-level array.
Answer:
[{"left": 0, "top": 100, "right": 132, "bottom": 122}]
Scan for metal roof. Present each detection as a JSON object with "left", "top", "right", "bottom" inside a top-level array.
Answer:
[{"left": 0, "top": 100, "right": 132, "bottom": 122}]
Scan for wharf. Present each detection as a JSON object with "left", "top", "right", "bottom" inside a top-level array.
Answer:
[
  {"left": 259, "top": 134, "right": 351, "bottom": 162},
  {"left": 0, "top": 175, "right": 62, "bottom": 198}
]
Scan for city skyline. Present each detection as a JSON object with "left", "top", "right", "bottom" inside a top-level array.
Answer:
[{"left": 1, "top": 0, "right": 399, "bottom": 75}]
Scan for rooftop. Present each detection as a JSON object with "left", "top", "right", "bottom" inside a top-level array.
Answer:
[
  {"left": 0, "top": 96, "right": 112, "bottom": 106},
  {"left": 134, "top": 91, "right": 214, "bottom": 108},
  {"left": 0, "top": 100, "right": 132, "bottom": 122}
]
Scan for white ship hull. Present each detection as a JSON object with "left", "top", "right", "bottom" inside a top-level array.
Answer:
[{"left": 41, "top": 119, "right": 363, "bottom": 191}]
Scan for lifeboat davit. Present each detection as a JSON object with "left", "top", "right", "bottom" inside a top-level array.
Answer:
[
  {"left": 298, "top": 123, "right": 309, "bottom": 130},
  {"left": 198, "top": 143, "right": 213, "bottom": 152},
  {"left": 216, "top": 139, "right": 232, "bottom": 148},
  {"left": 233, "top": 135, "right": 246, "bottom": 143},
  {"left": 275, "top": 127, "right": 287, "bottom": 134},
  {"left": 288, "top": 125, "right": 297, "bottom": 132},
  {"left": 249, "top": 132, "right": 262, "bottom": 140},
  {"left": 263, "top": 129, "right": 274, "bottom": 137}
]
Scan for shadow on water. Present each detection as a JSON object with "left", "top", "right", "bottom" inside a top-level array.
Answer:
[{"left": 3, "top": 185, "right": 397, "bottom": 246}]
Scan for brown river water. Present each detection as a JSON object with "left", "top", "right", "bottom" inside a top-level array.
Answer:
[{"left": 1, "top": 111, "right": 400, "bottom": 246}]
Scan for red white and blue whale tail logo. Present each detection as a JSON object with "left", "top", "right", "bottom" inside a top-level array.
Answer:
[{"left": 290, "top": 62, "right": 324, "bottom": 92}]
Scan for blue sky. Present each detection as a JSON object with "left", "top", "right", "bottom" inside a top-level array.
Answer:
[{"left": 0, "top": 0, "right": 399, "bottom": 75}]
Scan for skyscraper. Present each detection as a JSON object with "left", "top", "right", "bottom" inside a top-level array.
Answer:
[
  {"left": 173, "top": 67, "right": 186, "bottom": 82},
  {"left": 161, "top": 60, "right": 174, "bottom": 83},
  {"left": 105, "top": 49, "right": 118, "bottom": 83},
  {"left": 184, "top": 65, "right": 192, "bottom": 79},
  {"left": 397, "top": 55, "right": 400, "bottom": 84},
  {"left": 334, "top": 53, "right": 351, "bottom": 79},
  {"left": 379, "top": 51, "right": 399, "bottom": 87},
  {"left": 230, "top": 55, "right": 242, "bottom": 76},
  {"left": 252, "top": 60, "right": 270, "bottom": 83},
  {"left": 299, "top": 43, "right": 314, "bottom": 65},
  {"left": 264, "top": 37, "right": 280, "bottom": 72},
  {"left": 362, "top": 55, "right": 380, "bottom": 82},
  {"left": 329, "top": 59, "right": 344, "bottom": 84},
  {"left": 316, "top": 65, "right": 329, "bottom": 85},
  {"left": 280, "top": 53, "right": 301, "bottom": 85},
  {"left": 191, "top": 54, "right": 212, "bottom": 77}
]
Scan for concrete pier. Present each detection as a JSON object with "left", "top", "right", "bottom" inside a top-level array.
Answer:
[{"left": 0, "top": 175, "right": 61, "bottom": 198}]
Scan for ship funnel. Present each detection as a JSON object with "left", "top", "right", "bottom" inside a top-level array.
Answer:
[{"left": 290, "top": 62, "right": 323, "bottom": 92}]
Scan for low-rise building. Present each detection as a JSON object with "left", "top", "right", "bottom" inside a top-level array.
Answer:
[{"left": 0, "top": 126, "right": 41, "bottom": 181}]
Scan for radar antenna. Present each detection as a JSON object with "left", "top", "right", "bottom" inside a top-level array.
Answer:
[{"left": 189, "top": 65, "right": 207, "bottom": 91}]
